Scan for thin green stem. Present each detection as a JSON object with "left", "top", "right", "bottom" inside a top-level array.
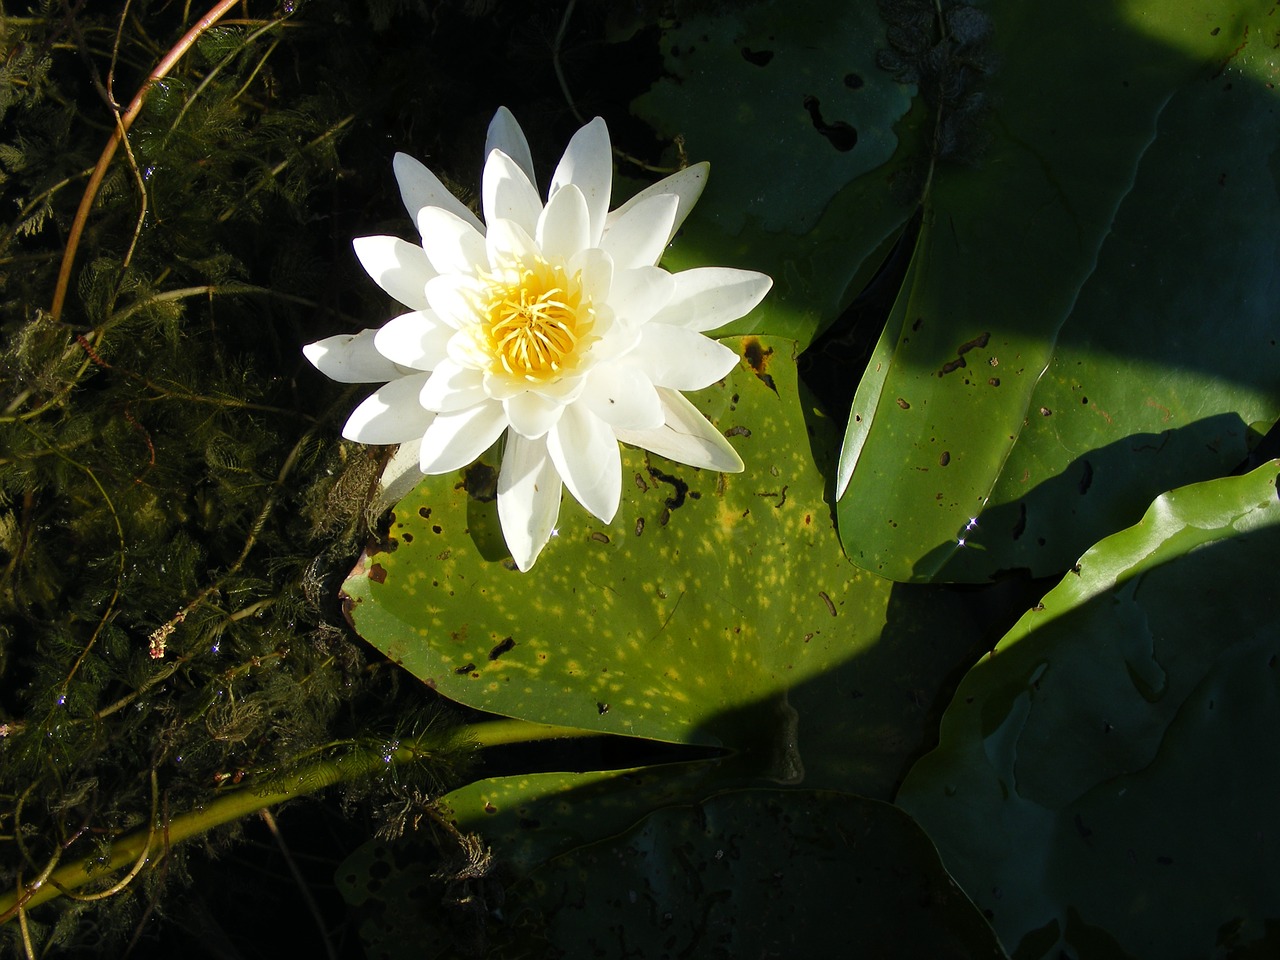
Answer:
[
  {"left": 469, "top": 717, "right": 602, "bottom": 749},
  {"left": 0, "top": 718, "right": 599, "bottom": 920}
]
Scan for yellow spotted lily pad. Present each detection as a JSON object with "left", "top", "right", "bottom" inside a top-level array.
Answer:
[{"left": 342, "top": 337, "right": 891, "bottom": 763}]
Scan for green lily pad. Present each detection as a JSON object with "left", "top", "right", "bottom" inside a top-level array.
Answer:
[
  {"left": 343, "top": 338, "right": 990, "bottom": 802},
  {"left": 835, "top": 0, "right": 1280, "bottom": 582},
  {"left": 342, "top": 337, "right": 890, "bottom": 767},
  {"left": 632, "top": 0, "right": 923, "bottom": 347},
  {"left": 422, "top": 572, "right": 993, "bottom": 880},
  {"left": 366, "top": 576, "right": 991, "bottom": 888},
  {"left": 897, "top": 461, "right": 1280, "bottom": 959},
  {"left": 935, "top": 15, "right": 1280, "bottom": 581},
  {"left": 489, "top": 789, "right": 1008, "bottom": 959},
  {"left": 337, "top": 837, "right": 451, "bottom": 960}
]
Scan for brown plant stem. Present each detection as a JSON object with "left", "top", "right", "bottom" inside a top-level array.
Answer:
[{"left": 49, "top": 0, "right": 242, "bottom": 321}]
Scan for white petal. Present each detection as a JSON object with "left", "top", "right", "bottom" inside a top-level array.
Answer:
[
  {"left": 342, "top": 373, "right": 435, "bottom": 444},
  {"left": 549, "top": 116, "right": 612, "bottom": 247},
  {"left": 583, "top": 318, "right": 639, "bottom": 365},
  {"left": 651, "top": 267, "right": 773, "bottom": 333},
  {"left": 374, "top": 438, "right": 424, "bottom": 516},
  {"left": 418, "top": 402, "right": 509, "bottom": 475},
  {"left": 497, "top": 434, "right": 563, "bottom": 572},
  {"left": 485, "top": 107, "right": 536, "bottom": 189},
  {"left": 614, "top": 387, "right": 743, "bottom": 473},
  {"left": 528, "top": 373, "right": 590, "bottom": 404},
  {"left": 546, "top": 403, "right": 621, "bottom": 523},
  {"left": 607, "top": 265, "right": 675, "bottom": 326},
  {"left": 374, "top": 310, "right": 454, "bottom": 371},
  {"left": 417, "top": 206, "right": 488, "bottom": 276},
  {"left": 570, "top": 246, "right": 614, "bottom": 304},
  {"left": 425, "top": 274, "right": 484, "bottom": 330},
  {"left": 304, "top": 330, "right": 401, "bottom": 383},
  {"left": 504, "top": 391, "right": 566, "bottom": 439},
  {"left": 419, "top": 359, "right": 488, "bottom": 412},
  {"left": 482, "top": 150, "right": 544, "bottom": 238},
  {"left": 536, "top": 183, "right": 590, "bottom": 262},
  {"left": 630, "top": 324, "right": 740, "bottom": 390},
  {"left": 579, "top": 363, "right": 664, "bottom": 430},
  {"left": 353, "top": 236, "right": 435, "bottom": 311},
  {"left": 393, "top": 152, "right": 484, "bottom": 234},
  {"left": 601, "top": 194, "right": 678, "bottom": 270},
  {"left": 606, "top": 161, "right": 708, "bottom": 245},
  {"left": 485, "top": 217, "right": 539, "bottom": 268}
]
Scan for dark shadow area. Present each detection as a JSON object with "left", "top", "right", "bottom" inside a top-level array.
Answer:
[
  {"left": 897, "top": 523, "right": 1280, "bottom": 960},
  {"left": 799, "top": 209, "right": 923, "bottom": 424}
]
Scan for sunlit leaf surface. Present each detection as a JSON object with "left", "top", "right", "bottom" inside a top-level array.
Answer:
[
  {"left": 343, "top": 338, "right": 891, "bottom": 763},
  {"left": 836, "top": 0, "right": 1280, "bottom": 581},
  {"left": 344, "top": 338, "right": 985, "bottom": 798}
]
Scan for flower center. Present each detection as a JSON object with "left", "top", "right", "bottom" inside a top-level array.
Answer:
[{"left": 478, "top": 258, "right": 593, "bottom": 381}]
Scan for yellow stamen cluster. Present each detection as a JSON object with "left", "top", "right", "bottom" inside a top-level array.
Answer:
[{"left": 479, "top": 258, "right": 592, "bottom": 381}]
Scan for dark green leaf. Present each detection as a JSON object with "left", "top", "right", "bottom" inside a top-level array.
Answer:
[
  {"left": 633, "top": 0, "right": 923, "bottom": 347},
  {"left": 898, "top": 461, "right": 1280, "bottom": 959},
  {"left": 493, "top": 789, "right": 1008, "bottom": 960}
]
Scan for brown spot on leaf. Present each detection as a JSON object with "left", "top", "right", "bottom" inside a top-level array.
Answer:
[
  {"left": 744, "top": 338, "right": 774, "bottom": 373},
  {"left": 1012, "top": 503, "right": 1027, "bottom": 540},
  {"left": 957, "top": 332, "right": 991, "bottom": 355},
  {"left": 648, "top": 465, "right": 689, "bottom": 514},
  {"left": 801, "top": 94, "right": 858, "bottom": 151},
  {"left": 743, "top": 339, "right": 780, "bottom": 394},
  {"left": 369, "top": 563, "right": 387, "bottom": 584}
]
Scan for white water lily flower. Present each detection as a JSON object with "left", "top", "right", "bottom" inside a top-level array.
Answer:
[{"left": 305, "top": 108, "right": 772, "bottom": 570}]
